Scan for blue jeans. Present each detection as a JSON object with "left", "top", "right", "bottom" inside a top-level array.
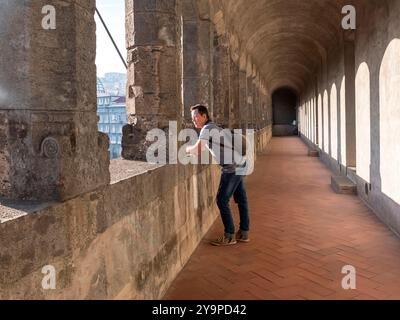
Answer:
[{"left": 216, "top": 172, "right": 250, "bottom": 237}]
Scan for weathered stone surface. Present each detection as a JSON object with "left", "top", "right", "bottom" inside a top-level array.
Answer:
[
  {"left": 213, "top": 34, "right": 231, "bottom": 127},
  {"left": 133, "top": 0, "right": 176, "bottom": 14},
  {"left": 0, "top": 1, "right": 109, "bottom": 201},
  {"left": 0, "top": 128, "right": 271, "bottom": 299},
  {"left": 246, "top": 76, "right": 254, "bottom": 128},
  {"left": 0, "top": 164, "right": 218, "bottom": 298},
  {"left": 123, "top": 0, "right": 182, "bottom": 160},
  {"left": 229, "top": 57, "right": 240, "bottom": 128},
  {"left": 182, "top": 0, "right": 213, "bottom": 125}
]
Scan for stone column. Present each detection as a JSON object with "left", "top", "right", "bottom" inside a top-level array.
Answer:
[
  {"left": 213, "top": 33, "right": 230, "bottom": 127},
  {"left": 251, "top": 77, "right": 257, "bottom": 129},
  {"left": 246, "top": 74, "right": 254, "bottom": 129},
  {"left": 0, "top": 1, "right": 109, "bottom": 201},
  {"left": 229, "top": 57, "right": 240, "bottom": 129},
  {"left": 260, "top": 83, "right": 268, "bottom": 128},
  {"left": 343, "top": 31, "right": 356, "bottom": 167},
  {"left": 239, "top": 70, "right": 247, "bottom": 130},
  {"left": 314, "top": 80, "right": 320, "bottom": 146},
  {"left": 264, "top": 83, "right": 271, "bottom": 128},
  {"left": 182, "top": 0, "right": 212, "bottom": 126},
  {"left": 123, "top": 0, "right": 182, "bottom": 160},
  {"left": 254, "top": 76, "right": 261, "bottom": 130}
]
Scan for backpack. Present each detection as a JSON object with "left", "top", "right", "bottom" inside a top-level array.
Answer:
[
  {"left": 209, "top": 124, "right": 248, "bottom": 157},
  {"left": 231, "top": 130, "right": 247, "bottom": 156}
]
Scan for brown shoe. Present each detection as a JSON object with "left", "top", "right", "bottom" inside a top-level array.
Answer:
[
  {"left": 210, "top": 235, "right": 237, "bottom": 246},
  {"left": 236, "top": 230, "right": 250, "bottom": 243}
]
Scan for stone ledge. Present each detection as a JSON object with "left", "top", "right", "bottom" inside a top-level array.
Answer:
[
  {"left": 308, "top": 149, "right": 319, "bottom": 157},
  {"left": 109, "top": 159, "right": 164, "bottom": 184},
  {"left": 0, "top": 199, "right": 55, "bottom": 224},
  {"left": 0, "top": 161, "right": 163, "bottom": 224},
  {"left": 331, "top": 175, "right": 357, "bottom": 195},
  {"left": 0, "top": 160, "right": 214, "bottom": 225}
]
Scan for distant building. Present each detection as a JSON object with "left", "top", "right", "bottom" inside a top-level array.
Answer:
[
  {"left": 97, "top": 78, "right": 127, "bottom": 159},
  {"left": 98, "top": 72, "right": 127, "bottom": 96}
]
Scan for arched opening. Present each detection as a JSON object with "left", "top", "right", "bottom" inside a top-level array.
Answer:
[
  {"left": 272, "top": 87, "right": 298, "bottom": 136},
  {"left": 95, "top": 0, "right": 127, "bottom": 160},
  {"left": 379, "top": 38, "right": 400, "bottom": 203},
  {"left": 330, "top": 84, "right": 338, "bottom": 160},
  {"left": 355, "top": 62, "right": 371, "bottom": 183}
]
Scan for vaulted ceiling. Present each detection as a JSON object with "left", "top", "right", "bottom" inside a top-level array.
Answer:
[{"left": 220, "top": 0, "right": 348, "bottom": 94}]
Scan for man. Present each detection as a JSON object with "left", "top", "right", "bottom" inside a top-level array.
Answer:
[{"left": 186, "top": 104, "right": 250, "bottom": 246}]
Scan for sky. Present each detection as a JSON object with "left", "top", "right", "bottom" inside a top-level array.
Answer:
[{"left": 95, "top": 0, "right": 126, "bottom": 77}]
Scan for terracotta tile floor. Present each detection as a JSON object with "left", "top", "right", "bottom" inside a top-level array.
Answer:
[{"left": 164, "top": 137, "right": 400, "bottom": 300}]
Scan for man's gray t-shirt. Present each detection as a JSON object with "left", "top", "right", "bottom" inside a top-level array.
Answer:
[{"left": 199, "top": 122, "right": 244, "bottom": 173}]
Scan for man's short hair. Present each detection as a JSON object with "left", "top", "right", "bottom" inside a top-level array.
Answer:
[{"left": 190, "top": 104, "right": 210, "bottom": 120}]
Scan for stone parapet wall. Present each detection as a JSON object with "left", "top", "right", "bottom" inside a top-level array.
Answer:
[
  {"left": 0, "top": 162, "right": 219, "bottom": 299},
  {"left": 0, "top": 1, "right": 110, "bottom": 201},
  {"left": 0, "top": 127, "right": 272, "bottom": 299},
  {"left": 256, "top": 126, "right": 272, "bottom": 155}
]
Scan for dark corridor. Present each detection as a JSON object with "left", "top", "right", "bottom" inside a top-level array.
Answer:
[{"left": 272, "top": 88, "right": 298, "bottom": 136}]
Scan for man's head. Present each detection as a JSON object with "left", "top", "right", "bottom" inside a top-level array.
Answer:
[{"left": 190, "top": 104, "right": 210, "bottom": 129}]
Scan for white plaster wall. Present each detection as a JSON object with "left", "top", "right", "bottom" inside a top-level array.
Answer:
[
  {"left": 304, "top": 104, "right": 306, "bottom": 137},
  {"left": 330, "top": 84, "right": 338, "bottom": 160},
  {"left": 306, "top": 101, "right": 310, "bottom": 139},
  {"left": 340, "top": 77, "right": 346, "bottom": 166},
  {"left": 318, "top": 94, "right": 323, "bottom": 148},
  {"left": 355, "top": 62, "right": 371, "bottom": 183},
  {"left": 323, "top": 90, "right": 329, "bottom": 153},
  {"left": 306, "top": 102, "right": 309, "bottom": 138},
  {"left": 301, "top": 103, "right": 304, "bottom": 136},
  {"left": 379, "top": 39, "right": 400, "bottom": 203},
  {"left": 311, "top": 99, "right": 314, "bottom": 143},
  {"left": 309, "top": 100, "right": 312, "bottom": 141},
  {"left": 299, "top": 106, "right": 303, "bottom": 134},
  {"left": 304, "top": 102, "right": 307, "bottom": 138}
]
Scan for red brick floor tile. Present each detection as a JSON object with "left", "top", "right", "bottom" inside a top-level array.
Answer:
[{"left": 163, "top": 137, "right": 400, "bottom": 300}]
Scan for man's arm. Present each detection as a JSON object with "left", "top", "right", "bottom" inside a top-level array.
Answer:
[{"left": 186, "top": 139, "right": 207, "bottom": 156}]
